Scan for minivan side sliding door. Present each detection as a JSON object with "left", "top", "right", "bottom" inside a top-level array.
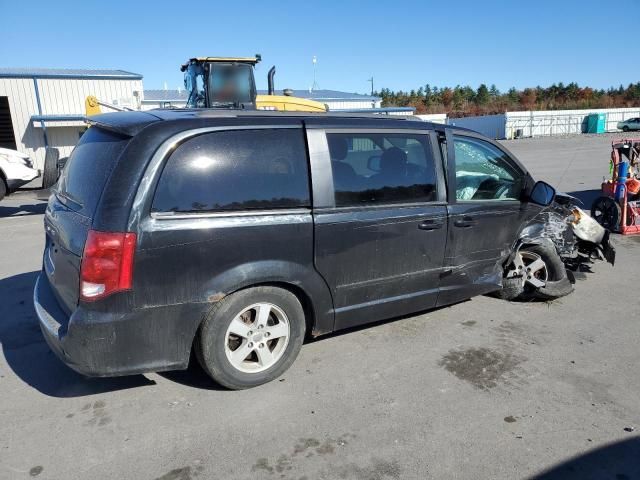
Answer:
[
  {"left": 133, "top": 124, "right": 335, "bottom": 337},
  {"left": 438, "top": 129, "right": 536, "bottom": 306},
  {"left": 308, "top": 127, "right": 448, "bottom": 331}
]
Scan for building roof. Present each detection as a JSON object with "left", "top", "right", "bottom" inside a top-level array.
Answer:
[
  {"left": 273, "top": 89, "right": 379, "bottom": 102},
  {"left": 329, "top": 107, "right": 415, "bottom": 113},
  {"left": 142, "top": 89, "right": 379, "bottom": 103},
  {"left": 144, "top": 89, "right": 189, "bottom": 102},
  {"left": 0, "top": 68, "right": 143, "bottom": 80}
]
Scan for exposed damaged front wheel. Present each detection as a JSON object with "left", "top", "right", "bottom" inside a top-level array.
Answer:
[{"left": 498, "top": 244, "right": 573, "bottom": 301}]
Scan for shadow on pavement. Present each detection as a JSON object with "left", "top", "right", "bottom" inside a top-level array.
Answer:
[
  {"left": 159, "top": 301, "right": 466, "bottom": 390},
  {"left": 0, "top": 271, "right": 155, "bottom": 398},
  {"left": 0, "top": 202, "right": 47, "bottom": 218},
  {"left": 531, "top": 437, "right": 640, "bottom": 480},
  {"left": 565, "top": 189, "right": 601, "bottom": 209},
  {"left": 158, "top": 356, "right": 227, "bottom": 391}
]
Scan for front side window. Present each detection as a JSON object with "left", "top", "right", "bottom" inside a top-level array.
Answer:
[
  {"left": 327, "top": 132, "right": 437, "bottom": 206},
  {"left": 152, "top": 129, "right": 310, "bottom": 213},
  {"left": 453, "top": 136, "right": 523, "bottom": 201}
]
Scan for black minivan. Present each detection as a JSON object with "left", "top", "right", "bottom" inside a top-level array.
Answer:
[{"left": 35, "top": 109, "right": 566, "bottom": 389}]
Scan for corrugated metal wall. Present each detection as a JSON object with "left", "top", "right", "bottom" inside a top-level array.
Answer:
[
  {"left": 0, "top": 77, "right": 142, "bottom": 181},
  {"left": 0, "top": 78, "right": 40, "bottom": 164},
  {"left": 505, "top": 108, "right": 640, "bottom": 138},
  {"left": 325, "top": 99, "right": 381, "bottom": 110},
  {"left": 440, "top": 107, "right": 640, "bottom": 140},
  {"left": 447, "top": 114, "right": 506, "bottom": 139},
  {"left": 414, "top": 113, "right": 447, "bottom": 124},
  {"left": 37, "top": 78, "right": 142, "bottom": 116}
]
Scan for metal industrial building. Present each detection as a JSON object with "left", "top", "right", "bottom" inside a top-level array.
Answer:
[
  {"left": 448, "top": 107, "right": 640, "bottom": 139},
  {"left": 0, "top": 68, "right": 142, "bottom": 186},
  {"left": 142, "top": 88, "right": 383, "bottom": 112}
]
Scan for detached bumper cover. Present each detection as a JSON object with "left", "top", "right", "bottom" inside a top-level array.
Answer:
[{"left": 34, "top": 273, "right": 201, "bottom": 377}]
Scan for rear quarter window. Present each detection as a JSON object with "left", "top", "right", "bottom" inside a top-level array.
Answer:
[
  {"left": 152, "top": 128, "right": 310, "bottom": 213},
  {"left": 55, "top": 127, "right": 129, "bottom": 217}
]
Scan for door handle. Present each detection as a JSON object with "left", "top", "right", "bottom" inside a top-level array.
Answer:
[
  {"left": 418, "top": 220, "right": 444, "bottom": 231},
  {"left": 454, "top": 216, "right": 477, "bottom": 228}
]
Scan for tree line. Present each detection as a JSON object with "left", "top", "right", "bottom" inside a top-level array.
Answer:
[{"left": 374, "top": 82, "right": 640, "bottom": 117}]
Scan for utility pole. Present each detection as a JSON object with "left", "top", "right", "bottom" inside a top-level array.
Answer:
[
  {"left": 311, "top": 56, "right": 319, "bottom": 92},
  {"left": 368, "top": 77, "right": 374, "bottom": 96}
]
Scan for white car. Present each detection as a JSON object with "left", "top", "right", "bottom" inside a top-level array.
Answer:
[
  {"left": 0, "top": 147, "right": 40, "bottom": 201},
  {"left": 617, "top": 117, "right": 640, "bottom": 132}
]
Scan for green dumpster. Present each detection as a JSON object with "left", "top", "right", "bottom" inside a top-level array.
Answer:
[{"left": 586, "top": 113, "right": 606, "bottom": 134}]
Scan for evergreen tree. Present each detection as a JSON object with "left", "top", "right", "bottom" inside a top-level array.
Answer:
[{"left": 475, "top": 84, "right": 490, "bottom": 105}]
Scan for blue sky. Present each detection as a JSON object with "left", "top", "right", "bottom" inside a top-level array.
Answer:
[{"left": 1, "top": 0, "right": 638, "bottom": 94}]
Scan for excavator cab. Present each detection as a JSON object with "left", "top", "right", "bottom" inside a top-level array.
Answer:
[
  {"left": 181, "top": 55, "right": 327, "bottom": 112},
  {"left": 181, "top": 56, "right": 261, "bottom": 109}
]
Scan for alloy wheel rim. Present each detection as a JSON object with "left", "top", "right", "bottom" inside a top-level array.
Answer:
[
  {"left": 224, "top": 302, "right": 290, "bottom": 373},
  {"left": 515, "top": 251, "right": 549, "bottom": 289}
]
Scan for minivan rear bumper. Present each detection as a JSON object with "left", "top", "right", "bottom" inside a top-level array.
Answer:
[{"left": 34, "top": 273, "right": 199, "bottom": 377}]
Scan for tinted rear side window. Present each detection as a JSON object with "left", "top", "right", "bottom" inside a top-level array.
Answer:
[
  {"left": 55, "top": 127, "right": 129, "bottom": 217},
  {"left": 327, "top": 132, "right": 437, "bottom": 206},
  {"left": 152, "top": 129, "right": 310, "bottom": 213}
]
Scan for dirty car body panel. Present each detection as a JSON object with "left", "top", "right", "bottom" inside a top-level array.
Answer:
[
  {"left": 34, "top": 109, "right": 608, "bottom": 378},
  {"left": 437, "top": 128, "right": 543, "bottom": 305},
  {"left": 305, "top": 123, "right": 448, "bottom": 330}
]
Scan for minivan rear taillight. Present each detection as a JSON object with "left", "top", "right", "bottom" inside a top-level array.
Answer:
[{"left": 80, "top": 230, "right": 137, "bottom": 302}]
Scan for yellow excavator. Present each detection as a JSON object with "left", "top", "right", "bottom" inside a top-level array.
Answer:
[
  {"left": 86, "top": 55, "right": 327, "bottom": 116},
  {"left": 180, "top": 55, "right": 326, "bottom": 112}
]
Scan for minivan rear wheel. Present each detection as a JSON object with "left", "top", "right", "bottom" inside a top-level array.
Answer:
[{"left": 196, "top": 286, "right": 306, "bottom": 389}]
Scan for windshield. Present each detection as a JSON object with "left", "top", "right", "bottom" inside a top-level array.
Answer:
[
  {"left": 183, "top": 62, "right": 254, "bottom": 108},
  {"left": 208, "top": 64, "right": 253, "bottom": 105}
]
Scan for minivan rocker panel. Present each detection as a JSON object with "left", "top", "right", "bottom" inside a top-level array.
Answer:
[{"left": 34, "top": 109, "right": 611, "bottom": 388}]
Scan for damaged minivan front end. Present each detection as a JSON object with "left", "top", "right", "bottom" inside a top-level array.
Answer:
[{"left": 498, "top": 193, "right": 615, "bottom": 301}]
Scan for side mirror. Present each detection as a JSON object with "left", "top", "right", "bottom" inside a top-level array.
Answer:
[{"left": 529, "top": 180, "right": 556, "bottom": 206}]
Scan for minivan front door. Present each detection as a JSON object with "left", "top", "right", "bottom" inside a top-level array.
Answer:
[
  {"left": 437, "top": 131, "right": 538, "bottom": 306},
  {"left": 308, "top": 128, "right": 448, "bottom": 330}
]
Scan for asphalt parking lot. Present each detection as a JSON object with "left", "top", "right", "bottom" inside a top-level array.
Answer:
[{"left": 1, "top": 134, "right": 639, "bottom": 480}]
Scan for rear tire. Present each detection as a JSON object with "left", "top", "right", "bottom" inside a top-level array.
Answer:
[
  {"left": 0, "top": 178, "right": 6, "bottom": 201},
  {"left": 41, "top": 147, "right": 59, "bottom": 189},
  {"left": 197, "top": 286, "right": 306, "bottom": 390}
]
